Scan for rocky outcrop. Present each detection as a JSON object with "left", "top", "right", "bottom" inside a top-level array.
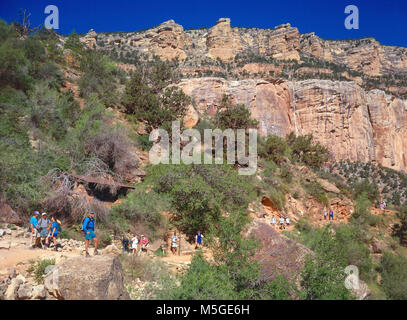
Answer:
[
  {"left": 300, "top": 33, "right": 407, "bottom": 76},
  {"left": 177, "top": 77, "right": 407, "bottom": 171},
  {"left": 87, "top": 18, "right": 407, "bottom": 77},
  {"left": 0, "top": 198, "right": 22, "bottom": 225},
  {"left": 44, "top": 255, "right": 130, "bottom": 300},
  {"left": 80, "top": 29, "right": 97, "bottom": 49},
  {"left": 248, "top": 220, "right": 312, "bottom": 283},
  {"left": 206, "top": 18, "right": 239, "bottom": 61}
]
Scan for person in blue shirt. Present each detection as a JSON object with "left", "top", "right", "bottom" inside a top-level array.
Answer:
[
  {"left": 45, "top": 216, "right": 59, "bottom": 251},
  {"left": 82, "top": 211, "right": 99, "bottom": 257},
  {"left": 29, "top": 211, "right": 40, "bottom": 249},
  {"left": 195, "top": 231, "right": 203, "bottom": 249}
]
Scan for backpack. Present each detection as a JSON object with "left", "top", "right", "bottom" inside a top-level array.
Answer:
[
  {"left": 81, "top": 217, "right": 92, "bottom": 234},
  {"left": 56, "top": 220, "right": 62, "bottom": 233}
]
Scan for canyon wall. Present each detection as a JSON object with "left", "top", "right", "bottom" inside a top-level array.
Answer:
[
  {"left": 89, "top": 18, "right": 407, "bottom": 76},
  {"left": 178, "top": 77, "right": 407, "bottom": 171}
]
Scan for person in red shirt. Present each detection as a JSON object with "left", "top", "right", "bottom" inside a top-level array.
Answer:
[{"left": 140, "top": 235, "right": 149, "bottom": 254}]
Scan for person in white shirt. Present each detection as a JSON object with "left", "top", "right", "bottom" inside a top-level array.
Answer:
[
  {"left": 271, "top": 216, "right": 276, "bottom": 227},
  {"left": 286, "top": 217, "right": 290, "bottom": 226},
  {"left": 171, "top": 231, "right": 178, "bottom": 254},
  {"left": 131, "top": 235, "right": 139, "bottom": 256},
  {"left": 279, "top": 217, "right": 285, "bottom": 230}
]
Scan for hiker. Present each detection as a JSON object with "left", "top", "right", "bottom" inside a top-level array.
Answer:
[
  {"left": 131, "top": 234, "right": 138, "bottom": 256},
  {"left": 323, "top": 210, "right": 328, "bottom": 220},
  {"left": 271, "top": 216, "right": 276, "bottom": 228},
  {"left": 122, "top": 236, "right": 130, "bottom": 253},
  {"left": 285, "top": 216, "right": 290, "bottom": 226},
  {"left": 140, "top": 235, "right": 149, "bottom": 254},
  {"left": 329, "top": 209, "right": 334, "bottom": 221},
  {"left": 279, "top": 217, "right": 285, "bottom": 230},
  {"left": 82, "top": 211, "right": 99, "bottom": 257},
  {"left": 45, "top": 216, "right": 59, "bottom": 251},
  {"left": 38, "top": 213, "right": 51, "bottom": 247},
  {"left": 29, "top": 211, "right": 40, "bottom": 249},
  {"left": 380, "top": 202, "right": 384, "bottom": 211},
  {"left": 171, "top": 231, "right": 178, "bottom": 255},
  {"left": 195, "top": 231, "right": 203, "bottom": 249}
]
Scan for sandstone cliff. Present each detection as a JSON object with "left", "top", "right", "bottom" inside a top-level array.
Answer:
[
  {"left": 88, "top": 17, "right": 407, "bottom": 78},
  {"left": 178, "top": 77, "right": 407, "bottom": 171}
]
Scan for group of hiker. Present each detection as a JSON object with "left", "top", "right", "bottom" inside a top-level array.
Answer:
[
  {"left": 323, "top": 209, "right": 335, "bottom": 220},
  {"left": 170, "top": 230, "right": 204, "bottom": 254},
  {"left": 29, "top": 211, "right": 61, "bottom": 251},
  {"left": 270, "top": 216, "right": 290, "bottom": 230},
  {"left": 29, "top": 210, "right": 99, "bottom": 257},
  {"left": 29, "top": 209, "right": 207, "bottom": 258}
]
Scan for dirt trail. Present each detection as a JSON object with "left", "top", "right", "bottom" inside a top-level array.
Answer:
[{"left": 0, "top": 247, "right": 79, "bottom": 270}]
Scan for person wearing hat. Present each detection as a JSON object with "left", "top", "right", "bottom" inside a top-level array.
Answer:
[
  {"left": 82, "top": 211, "right": 99, "bottom": 257},
  {"left": 38, "top": 213, "right": 51, "bottom": 247},
  {"left": 29, "top": 211, "right": 40, "bottom": 249}
]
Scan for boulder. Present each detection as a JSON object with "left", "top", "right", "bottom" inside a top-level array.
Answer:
[
  {"left": 371, "top": 238, "right": 386, "bottom": 254},
  {"left": 102, "top": 244, "right": 121, "bottom": 255},
  {"left": 44, "top": 255, "right": 130, "bottom": 300},
  {"left": 0, "top": 199, "right": 22, "bottom": 225},
  {"left": 17, "top": 284, "right": 33, "bottom": 300},
  {"left": 5, "top": 277, "right": 23, "bottom": 300},
  {"left": 317, "top": 178, "right": 341, "bottom": 194},
  {"left": 7, "top": 267, "right": 17, "bottom": 279},
  {"left": 247, "top": 220, "right": 312, "bottom": 284},
  {"left": 352, "top": 279, "right": 371, "bottom": 300},
  {"left": 0, "top": 240, "right": 11, "bottom": 250},
  {"left": 44, "top": 265, "right": 56, "bottom": 275},
  {"left": 32, "top": 285, "right": 46, "bottom": 300}
]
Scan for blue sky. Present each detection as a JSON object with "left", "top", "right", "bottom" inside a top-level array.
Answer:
[{"left": 1, "top": 0, "right": 406, "bottom": 47}]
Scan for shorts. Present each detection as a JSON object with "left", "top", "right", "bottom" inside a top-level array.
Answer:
[
  {"left": 50, "top": 231, "right": 58, "bottom": 238},
  {"left": 32, "top": 229, "right": 40, "bottom": 238},
  {"left": 85, "top": 230, "right": 97, "bottom": 240},
  {"left": 132, "top": 244, "right": 138, "bottom": 249},
  {"left": 172, "top": 243, "right": 177, "bottom": 248},
  {"left": 40, "top": 229, "right": 49, "bottom": 237}
]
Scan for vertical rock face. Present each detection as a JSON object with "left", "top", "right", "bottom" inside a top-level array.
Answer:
[
  {"left": 268, "top": 23, "right": 300, "bottom": 61},
  {"left": 147, "top": 20, "right": 187, "bottom": 60},
  {"left": 206, "top": 18, "right": 238, "bottom": 60},
  {"left": 300, "top": 34, "right": 407, "bottom": 76},
  {"left": 178, "top": 77, "right": 407, "bottom": 171},
  {"left": 88, "top": 17, "right": 407, "bottom": 77}
]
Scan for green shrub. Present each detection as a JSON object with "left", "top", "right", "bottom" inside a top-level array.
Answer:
[
  {"left": 286, "top": 132, "right": 329, "bottom": 168},
  {"left": 258, "top": 135, "right": 290, "bottom": 165},
  {"left": 380, "top": 252, "right": 407, "bottom": 299},
  {"left": 268, "top": 187, "right": 286, "bottom": 210},
  {"left": 28, "top": 258, "right": 56, "bottom": 283}
]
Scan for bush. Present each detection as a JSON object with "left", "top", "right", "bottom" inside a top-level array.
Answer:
[
  {"left": 122, "top": 60, "right": 189, "bottom": 132},
  {"left": 380, "top": 252, "right": 407, "bottom": 299},
  {"left": 28, "top": 258, "right": 56, "bottom": 284},
  {"left": 299, "top": 227, "right": 354, "bottom": 300},
  {"left": 110, "top": 188, "right": 169, "bottom": 239},
  {"left": 258, "top": 135, "right": 290, "bottom": 165},
  {"left": 286, "top": 132, "right": 329, "bottom": 168},
  {"left": 149, "top": 163, "right": 255, "bottom": 238},
  {"left": 213, "top": 95, "right": 258, "bottom": 131},
  {"left": 268, "top": 187, "right": 286, "bottom": 210}
]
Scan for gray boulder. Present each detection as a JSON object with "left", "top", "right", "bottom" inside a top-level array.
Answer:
[
  {"left": 32, "top": 285, "right": 46, "bottom": 300},
  {"left": 17, "top": 284, "right": 33, "bottom": 300},
  {"left": 44, "top": 255, "right": 130, "bottom": 300},
  {"left": 5, "top": 277, "right": 23, "bottom": 300}
]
